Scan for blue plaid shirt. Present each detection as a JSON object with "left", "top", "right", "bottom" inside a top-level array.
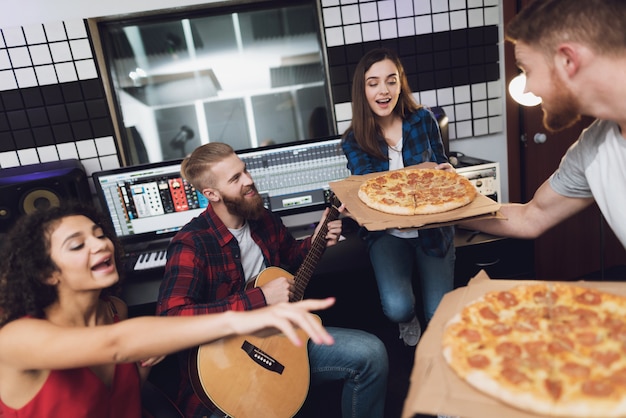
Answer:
[{"left": 341, "top": 107, "right": 454, "bottom": 256}]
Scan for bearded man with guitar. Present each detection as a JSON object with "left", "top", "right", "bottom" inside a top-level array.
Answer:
[{"left": 156, "top": 142, "right": 388, "bottom": 418}]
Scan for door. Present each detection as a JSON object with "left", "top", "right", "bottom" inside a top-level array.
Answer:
[{"left": 505, "top": 1, "right": 626, "bottom": 280}]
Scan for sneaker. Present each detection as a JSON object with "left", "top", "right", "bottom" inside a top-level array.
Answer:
[{"left": 398, "top": 316, "right": 422, "bottom": 346}]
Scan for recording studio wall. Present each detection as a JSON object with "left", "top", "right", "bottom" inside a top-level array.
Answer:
[{"left": 0, "top": 0, "right": 503, "bottom": 178}]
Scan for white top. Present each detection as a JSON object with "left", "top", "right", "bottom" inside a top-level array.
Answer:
[
  {"left": 387, "top": 136, "right": 420, "bottom": 239},
  {"left": 549, "top": 119, "right": 626, "bottom": 248},
  {"left": 388, "top": 137, "right": 404, "bottom": 171},
  {"left": 228, "top": 222, "right": 266, "bottom": 283}
]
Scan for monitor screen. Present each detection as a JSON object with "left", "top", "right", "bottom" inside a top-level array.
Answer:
[
  {"left": 92, "top": 159, "right": 207, "bottom": 245},
  {"left": 92, "top": 137, "right": 350, "bottom": 245}
]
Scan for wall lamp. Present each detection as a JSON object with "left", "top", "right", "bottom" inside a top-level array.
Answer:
[{"left": 508, "top": 73, "right": 542, "bottom": 107}]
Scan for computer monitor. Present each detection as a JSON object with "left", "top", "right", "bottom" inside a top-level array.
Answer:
[
  {"left": 236, "top": 136, "right": 350, "bottom": 216},
  {"left": 93, "top": 136, "right": 351, "bottom": 247},
  {"left": 92, "top": 159, "right": 207, "bottom": 248}
]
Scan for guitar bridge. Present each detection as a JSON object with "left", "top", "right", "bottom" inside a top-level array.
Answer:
[{"left": 241, "top": 340, "right": 285, "bottom": 374}]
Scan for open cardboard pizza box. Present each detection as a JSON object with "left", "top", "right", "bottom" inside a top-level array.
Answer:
[
  {"left": 329, "top": 164, "right": 502, "bottom": 231},
  {"left": 402, "top": 271, "right": 626, "bottom": 418}
]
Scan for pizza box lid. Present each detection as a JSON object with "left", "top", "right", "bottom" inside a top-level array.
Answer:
[
  {"left": 329, "top": 164, "right": 502, "bottom": 231},
  {"left": 402, "top": 271, "right": 626, "bottom": 418}
]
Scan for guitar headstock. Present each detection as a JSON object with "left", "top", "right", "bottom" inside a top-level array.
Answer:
[{"left": 328, "top": 192, "right": 342, "bottom": 211}]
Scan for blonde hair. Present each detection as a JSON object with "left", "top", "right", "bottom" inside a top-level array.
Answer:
[{"left": 180, "top": 142, "right": 235, "bottom": 191}]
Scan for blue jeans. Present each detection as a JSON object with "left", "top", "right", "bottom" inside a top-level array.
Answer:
[
  {"left": 308, "top": 327, "right": 388, "bottom": 418},
  {"left": 209, "top": 327, "right": 388, "bottom": 418},
  {"left": 368, "top": 233, "right": 455, "bottom": 322}
]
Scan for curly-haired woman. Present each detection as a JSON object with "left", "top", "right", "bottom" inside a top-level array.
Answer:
[{"left": 0, "top": 202, "right": 334, "bottom": 417}]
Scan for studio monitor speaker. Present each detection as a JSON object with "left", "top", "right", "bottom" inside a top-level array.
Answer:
[{"left": 0, "top": 159, "right": 92, "bottom": 233}]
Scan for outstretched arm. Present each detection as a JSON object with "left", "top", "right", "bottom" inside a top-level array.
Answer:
[
  {"left": 0, "top": 298, "right": 335, "bottom": 372},
  {"left": 461, "top": 180, "right": 594, "bottom": 238}
]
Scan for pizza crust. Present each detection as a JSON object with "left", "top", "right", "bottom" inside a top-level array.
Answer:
[{"left": 358, "top": 168, "right": 477, "bottom": 216}]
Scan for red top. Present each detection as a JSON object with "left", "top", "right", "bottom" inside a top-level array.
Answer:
[
  {"left": 0, "top": 300, "right": 142, "bottom": 418},
  {"left": 0, "top": 363, "right": 142, "bottom": 418}
]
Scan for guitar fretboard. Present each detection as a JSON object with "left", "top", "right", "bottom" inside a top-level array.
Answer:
[{"left": 290, "top": 197, "right": 340, "bottom": 302}]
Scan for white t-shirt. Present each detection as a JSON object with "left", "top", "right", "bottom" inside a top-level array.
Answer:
[
  {"left": 388, "top": 137, "right": 404, "bottom": 170},
  {"left": 549, "top": 119, "right": 626, "bottom": 248},
  {"left": 387, "top": 137, "right": 420, "bottom": 239},
  {"left": 228, "top": 222, "right": 266, "bottom": 284}
]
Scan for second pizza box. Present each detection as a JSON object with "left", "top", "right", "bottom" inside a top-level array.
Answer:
[
  {"left": 401, "top": 271, "right": 626, "bottom": 418},
  {"left": 329, "top": 164, "right": 502, "bottom": 231}
]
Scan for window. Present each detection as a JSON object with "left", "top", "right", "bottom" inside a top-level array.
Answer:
[{"left": 93, "top": 0, "right": 334, "bottom": 165}]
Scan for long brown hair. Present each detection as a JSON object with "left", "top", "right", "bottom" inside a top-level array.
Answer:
[{"left": 342, "top": 48, "right": 421, "bottom": 160}]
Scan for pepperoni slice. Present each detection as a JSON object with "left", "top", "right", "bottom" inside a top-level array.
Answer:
[
  {"left": 467, "top": 354, "right": 490, "bottom": 369},
  {"left": 551, "top": 305, "right": 572, "bottom": 318},
  {"left": 591, "top": 350, "right": 620, "bottom": 368},
  {"left": 549, "top": 322, "right": 573, "bottom": 336},
  {"left": 479, "top": 306, "right": 498, "bottom": 320},
  {"left": 457, "top": 328, "right": 481, "bottom": 343},
  {"left": 560, "top": 362, "right": 590, "bottom": 378},
  {"left": 544, "top": 379, "right": 563, "bottom": 400},
  {"left": 374, "top": 177, "right": 387, "bottom": 185},
  {"left": 582, "top": 380, "right": 614, "bottom": 397},
  {"left": 533, "top": 289, "right": 558, "bottom": 304},
  {"left": 576, "top": 290, "right": 602, "bottom": 305},
  {"left": 514, "top": 319, "right": 539, "bottom": 332},
  {"left": 516, "top": 306, "right": 548, "bottom": 320},
  {"left": 604, "top": 316, "right": 626, "bottom": 334},
  {"left": 496, "top": 341, "right": 522, "bottom": 358},
  {"left": 548, "top": 338, "right": 574, "bottom": 354},
  {"left": 576, "top": 331, "right": 600, "bottom": 346},
  {"left": 610, "top": 328, "right": 626, "bottom": 343},
  {"left": 523, "top": 341, "right": 547, "bottom": 356},
  {"left": 610, "top": 368, "right": 626, "bottom": 386},
  {"left": 497, "top": 291, "right": 519, "bottom": 308},
  {"left": 573, "top": 307, "right": 599, "bottom": 320},
  {"left": 501, "top": 367, "right": 529, "bottom": 385}
]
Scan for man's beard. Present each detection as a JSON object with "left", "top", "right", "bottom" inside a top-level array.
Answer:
[
  {"left": 222, "top": 184, "right": 266, "bottom": 220},
  {"left": 542, "top": 70, "right": 582, "bottom": 132}
]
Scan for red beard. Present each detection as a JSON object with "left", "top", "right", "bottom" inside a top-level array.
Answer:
[
  {"left": 542, "top": 70, "right": 582, "bottom": 132},
  {"left": 222, "top": 184, "right": 266, "bottom": 220}
]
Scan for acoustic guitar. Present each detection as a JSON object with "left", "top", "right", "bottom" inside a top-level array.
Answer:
[{"left": 189, "top": 196, "right": 341, "bottom": 417}]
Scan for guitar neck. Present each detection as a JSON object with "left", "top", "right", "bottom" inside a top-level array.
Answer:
[{"left": 290, "top": 202, "right": 340, "bottom": 302}]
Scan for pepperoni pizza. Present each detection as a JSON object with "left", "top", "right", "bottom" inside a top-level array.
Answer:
[
  {"left": 443, "top": 283, "right": 626, "bottom": 417},
  {"left": 357, "top": 168, "right": 477, "bottom": 215}
]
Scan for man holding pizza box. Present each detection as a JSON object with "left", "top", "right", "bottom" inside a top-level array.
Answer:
[{"left": 463, "top": 0, "right": 626, "bottom": 251}]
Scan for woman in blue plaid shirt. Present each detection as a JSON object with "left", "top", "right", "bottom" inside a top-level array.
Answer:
[{"left": 341, "top": 48, "right": 456, "bottom": 346}]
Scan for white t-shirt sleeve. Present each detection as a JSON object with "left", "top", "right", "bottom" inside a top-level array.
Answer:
[
  {"left": 548, "top": 119, "right": 626, "bottom": 248},
  {"left": 549, "top": 120, "right": 606, "bottom": 199}
]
